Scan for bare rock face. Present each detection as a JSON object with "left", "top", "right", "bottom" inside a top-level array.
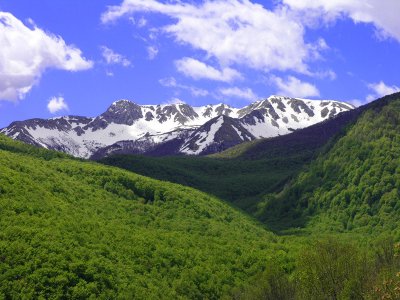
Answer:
[{"left": 87, "top": 100, "right": 144, "bottom": 131}]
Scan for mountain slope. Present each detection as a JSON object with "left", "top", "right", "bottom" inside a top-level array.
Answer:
[
  {"left": 257, "top": 92, "right": 400, "bottom": 234},
  {"left": 179, "top": 115, "right": 256, "bottom": 155},
  {"left": 0, "top": 134, "right": 283, "bottom": 298},
  {"left": 212, "top": 104, "right": 364, "bottom": 160},
  {"left": 100, "top": 101, "right": 363, "bottom": 211},
  {"left": 1, "top": 96, "right": 353, "bottom": 158}
]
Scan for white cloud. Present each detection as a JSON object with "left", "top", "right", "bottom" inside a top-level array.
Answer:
[
  {"left": 366, "top": 81, "right": 400, "bottom": 102},
  {"left": 100, "top": 46, "right": 131, "bottom": 67},
  {"left": 101, "top": 0, "right": 325, "bottom": 74},
  {"left": 147, "top": 46, "right": 159, "bottom": 60},
  {"left": 0, "top": 12, "right": 92, "bottom": 102},
  {"left": 175, "top": 57, "right": 242, "bottom": 82},
  {"left": 270, "top": 75, "right": 320, "bottom": 98},
  {"left": 128, "top": 16, "right": 148, "bottom": 28},
  {"left": 219, "top": 87, "right": 258, "bottom": 101},
  {"left": 283, "top": 0, "right": 400, "bottom": 42},
  {"left": 314, "top": 70, "right": 337, "bottom": 81},
  {"left": 159, "top": 77, "right": 177, "bottom": 88},
  {"left": 347, "top": 99, "right": 363, "bottom": 107},
  {"left": 106, "top": 70, "right": 114, "bottom": 77},
  {"left": 137, "top": 17, "right": 147, "bottom": 27},
  {"left": 47, "top": 96, "right": 69, "bottom": 114},
  {"left": 159, "top": 77, "right": 209, "bottom": 97},
  {"left": 190, "top": 88, "right": 209, "bottom": 97},
  {"left": 163, "top": 97, "right": 186, "bottom": 105}
]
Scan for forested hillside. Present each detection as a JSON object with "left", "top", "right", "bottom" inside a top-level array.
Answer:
[
  {"left": 0, "top": 134, "right": 284, "bottom": 298},
  {"left": 259, "top": 93, "right": 400, "bottom": 235}
]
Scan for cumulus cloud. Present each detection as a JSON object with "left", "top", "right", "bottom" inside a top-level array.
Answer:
[
  {"left": 47, "top": 96, "right": 69, "bottom": 114},
  {"left": 101, "top": 0, "right": 325, "bottom": 74},
  {"left": 270, "top": 75, "right": 320, "bottom": 98},
  {"left": 283, "top": 0, "right": 400, "bottom": 42},
  {"left": 159, "top": 77, "right": 209, "bottom": 97},
  {"left": 366, "top": 81, "right": 400, "bottom": 102},
  {"left": 219, "top": 87, "right": 258, "bottom": 101},
  {"left": 175, "top": 58, "right": 242, "bottom": 82},
  {"left": 101, "top": 46, "right": 131, "bottom": 67},
  {"left": 0, "top": 12, "right": 93, "bottom": 102}
]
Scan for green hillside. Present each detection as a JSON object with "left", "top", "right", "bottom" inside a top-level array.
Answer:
[
  {"left": 100, "top": 99, "right": 361, "bottom": 214},
  {"left": 0, "top": 134, "right": 285, "bottom": 299},
  {"left": 258, "top": 93, "right": 400, "bottom": 235},
  {"left": 100, "top": 154, "right": 305, "bottom": 212},
  {"left": 2, "top": 93, "right": 400, "bottom": 299}
]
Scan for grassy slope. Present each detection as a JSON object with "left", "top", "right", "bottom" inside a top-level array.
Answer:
[
  {"left": 0, "top": 135, "right": 286, "bottom": 299},
  {"left": 258, "top": 93, "right": 400, "bottom": 235}
]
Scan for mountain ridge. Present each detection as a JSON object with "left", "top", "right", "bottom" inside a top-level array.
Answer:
[{"left": 1, "top": 95, "right": 354, "bottom": 158}]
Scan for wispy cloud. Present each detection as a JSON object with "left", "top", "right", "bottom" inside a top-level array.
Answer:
[
  {"left": 159, "top": 77, "right": 209, "bottom": 97},
  {"left": 163, "top": 97, "right": 186, "bottom": 105},
  {"left": 100, "top": 46, "right": 131, "bottom": 67},
  {"left": 147, "top": 46, "right": 159, "bottom": 60}
]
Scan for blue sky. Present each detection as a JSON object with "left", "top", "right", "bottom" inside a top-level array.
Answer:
[{"left": 1, "top": 0, "right": 400, "bottom": 128}]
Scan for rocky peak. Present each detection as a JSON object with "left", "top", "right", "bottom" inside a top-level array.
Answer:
[
  {"left": 215, "top": 104, "right": 234, "bottom": 116},
  {"left": 84, "top": 99, "right": 143, "bottom": 131},
  {"left": 103, "top": 99, "right": 143, "bottom": 124}
]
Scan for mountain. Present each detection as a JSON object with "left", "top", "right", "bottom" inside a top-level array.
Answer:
[
  {"left": 0, "top": 133, "right": 282, "bottom": 298},
  {"left": 100, "top": 98, "right": 362, "bottom": 211},
  {"left": 100, "top": 92, "right": 400, "bottom": 231},
  {"left": 1, "top": 96, "right": 354, "bottom": 159},
  {"left": 98, "top": 93, "right": 400, "bottom": 298},
  {"left": 257, "top": 92, "right": 400, "bottom": 233}
]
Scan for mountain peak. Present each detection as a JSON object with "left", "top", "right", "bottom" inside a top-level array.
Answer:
[
  {"left": 95, "top": 99, "right": 143, "bottom": 127},
  {"left": 110, "top": 99, "right": 137, "bottom": 107}
]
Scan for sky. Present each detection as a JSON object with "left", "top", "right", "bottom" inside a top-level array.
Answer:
[{"left": 1, "top": 0, "right": 400, "bottom": 128}]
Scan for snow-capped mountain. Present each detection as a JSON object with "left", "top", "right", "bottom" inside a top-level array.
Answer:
[
  {"left": 179, "top": 116, "right": 255, "bottom": 155},
  {"left": 1, "top": 96, "right": 354, "bottom": 158}
]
